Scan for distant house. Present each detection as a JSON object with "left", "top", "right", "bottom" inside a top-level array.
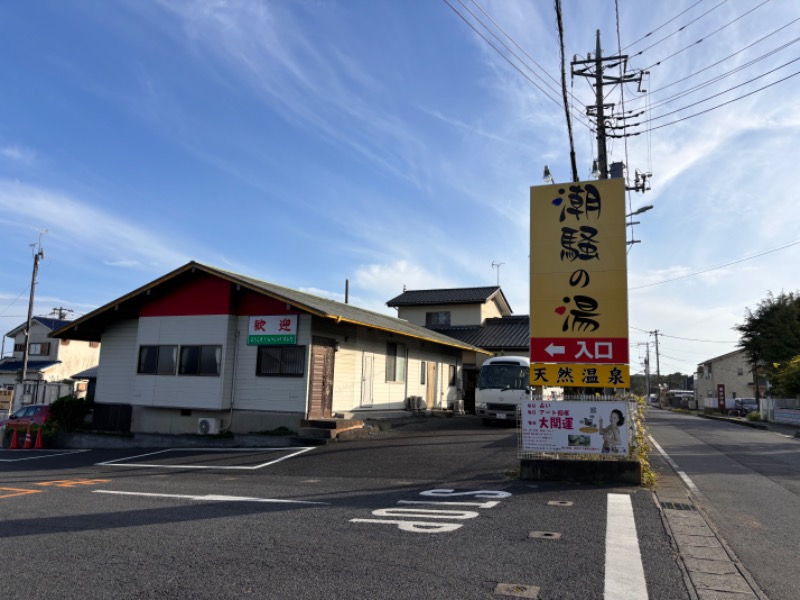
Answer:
[
  {"left": 0, "top": 317, "right": 101, "bottom": 409},
  {"left": 387, "top": 286, "right": 528, "bottom": 411},
  {"left": 51, "top": 262, "right": 488, "bottom": 435},
  {"left": 696, "top": 349, "right": 759, "bottom": 404}
]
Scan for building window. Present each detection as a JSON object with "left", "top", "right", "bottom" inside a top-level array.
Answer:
[
  {"left": 737, "top": 368, "right": 744, "bottom": 376},
  {"left": 138, "top": 345, "right": 177, "bottom": 375},
  {"left": 179, "top": 345, "right": 222, "bottom": 376},
  {"left": 449, "top": 365, "right": 456, "bottom": 386},
  {"left": 14, "top": 344, "right": 24, "bottom": 352},
  {"left": 256, "top": 346, "right": 306, "bottom": 376},
  {"left": 386, "top": 342, "right": 407, "bottom": 382},
  {"left": 426, "top": 312, "right": 451, "bottom": 326},
  {"left": 420, "top": 362, "right": 427, "bottom": 385},
  {"left": 29, "top": 343, "right": 51, "bottom": 356}
]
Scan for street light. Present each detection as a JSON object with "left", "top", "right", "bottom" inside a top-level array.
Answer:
[
  {"left": 626, "top": 205, "right": 653, "bottom": 218},
  {"left": 543, "top": 165, "right": 554, "bottom": 184}
]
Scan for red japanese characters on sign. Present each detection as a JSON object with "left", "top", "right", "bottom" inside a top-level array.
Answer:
[{"left": 530, "top": 337, "right": 629, "bottom": 364}]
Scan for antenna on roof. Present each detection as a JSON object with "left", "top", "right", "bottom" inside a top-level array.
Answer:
[{"left": 491, "top": 261, "right": 505, "bottom": 287}]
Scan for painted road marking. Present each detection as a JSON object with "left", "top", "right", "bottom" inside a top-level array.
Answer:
[
  {"left": 605, "top": 493, "right": 648, "bottom": 600},
  {"left": 37, "top": 479, "right": 111, "bottom": 487},
  {"left": 95, "top": 447, "right": 315, "bottom": 470},
  {"left": 0, "top": 449, "right": 90, "bottom": 462},
  {"left": 351, "top": 488, "right": 511, "bottom": 534},
  {"left": 648, "top": 435, "right": 700, "bottom": 494},
  {"left": 0, "top": 487, "right": 43, "bottom": 499},
  {"left": 93, "top": 490, "right": 327, "bottom": 504}
]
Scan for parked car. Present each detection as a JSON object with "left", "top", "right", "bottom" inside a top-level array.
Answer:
[
  {"left": 727, "top": 398, "right": 758, "bottom": 417},
  {"left": 0, "top": 404, "right": 50, "bottom": 431}
]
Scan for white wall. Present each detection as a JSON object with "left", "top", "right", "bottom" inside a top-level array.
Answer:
[
  {"left": 96, "top": 320, "right": 138, "bottom": 405},
  {"left": 330, "top": 328, "right": 460, "bottom": 413},
  {"left": 133, "top": 315, "right": 229, "bottom": 410},
  {"left": 230, "top": 315, "right": 310, "bottom": 413}
]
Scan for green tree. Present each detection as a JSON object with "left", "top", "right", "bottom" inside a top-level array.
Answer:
[
  {"left": 735, "top": 291, "right": 800, "bottom": 396},
  {"left": 773, "top": 355, "right": 800, "bottom": 398}
]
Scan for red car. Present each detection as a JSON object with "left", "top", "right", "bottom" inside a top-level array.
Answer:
[{"left": 0, "top": 404, "right": 50, "bottom": 431}]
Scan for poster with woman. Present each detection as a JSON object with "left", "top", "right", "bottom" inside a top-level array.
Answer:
[{"left": 521, "top": 401, "right": 629, "bottom": 456}]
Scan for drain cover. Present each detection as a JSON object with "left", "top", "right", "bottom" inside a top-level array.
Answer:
[
  {"left": 661, "top": 501, "right": 695, "bottom": 511},
  {"left": 529, "top": 531, "right": 562, "bottom": 540},
  {"left": 547, "top": 500, "right": 574, "bottom": 507}
]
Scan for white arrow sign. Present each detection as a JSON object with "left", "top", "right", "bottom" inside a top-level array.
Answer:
[{"left": 545, "top": 343, "right": 566, "bottom": 357}]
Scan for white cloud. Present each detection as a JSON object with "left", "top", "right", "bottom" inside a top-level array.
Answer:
[
  {"left": 1, "top": 145, "right": 36, "bottom": 165},
  {"left": 0, "top": 179, "right": 193, "bottom": 269}
]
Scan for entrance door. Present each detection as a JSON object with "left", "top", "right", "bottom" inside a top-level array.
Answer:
[
  {"left": 426, "top": 362, "right": 436, "bottom": 409},
  {"left": 308, "top": 337, "right": 336, "bottom": 419},
  {"left": 361, "top": 353, "right": 374, "bottom": 407}
]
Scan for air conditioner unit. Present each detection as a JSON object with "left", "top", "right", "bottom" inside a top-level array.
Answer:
[{"left": 197, "top": 418, "right": 219, "bottom": 435}]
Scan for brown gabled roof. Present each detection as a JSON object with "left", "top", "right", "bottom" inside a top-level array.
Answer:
[{"left": 51, "top": 262, "right": 490, "bottom": 355}]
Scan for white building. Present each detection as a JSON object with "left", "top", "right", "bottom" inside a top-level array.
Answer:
[
  {"left": 696, "top": 349, "right": 758, "bottom": 406},
  {"left": 1, "top": 317, "right": 101, "bottom": 410},
  {"left": 52, "top": 262, "right": 489, "bottom": 435}
]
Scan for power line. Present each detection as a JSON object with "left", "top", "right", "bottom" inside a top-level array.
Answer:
[
  {"left": 639, "top": 36, "right": 800, "bottom": 114},
  {"left": 621, "top": 0, "right": 710, "bottom": 52},
  {"left": 640, "top": 0, "right": 771, "bottom": 71},
  {"left": 646, "top": 54, "right": 800, "bottom": 123},
  {"left": 627, "top": 18, "right": 800, "bottom": 103},
  {"left": 629, "top": 0, "right": 731, "bottom": 57},
  {"left": 644, "top": 68, "right": 800, "bottom": 132},
  {"left": 630, "top": 325, "right": 738, "bottom": 344},
  {"left": 466, "top": 0, "right": 585, "bottom": 108},
  {"left": 630, "top": 238, "right": 800, "bottom": 290},
  {"left": 442, "top": 0, "right": 592, "bottom": 130}
]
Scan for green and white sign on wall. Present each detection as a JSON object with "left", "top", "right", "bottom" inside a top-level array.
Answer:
[{"left": 247, "top": 315, "right": 298, "bottom": 345}]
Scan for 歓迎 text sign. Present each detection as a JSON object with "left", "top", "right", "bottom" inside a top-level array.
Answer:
[{"left": 247, "top": 315, "right": 298, "bottom": 345}]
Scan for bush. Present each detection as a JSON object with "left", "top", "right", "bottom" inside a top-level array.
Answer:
[
  {"left": 745, "top": 410, "right": 762, "bottom": 422},
  {"left": 46, "top": 395, "right": 94, "bottom": 432}
]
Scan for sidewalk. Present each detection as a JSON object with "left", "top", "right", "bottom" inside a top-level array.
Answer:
[{"left": 649, "top": 447, "right": 768, "bottom": 600}]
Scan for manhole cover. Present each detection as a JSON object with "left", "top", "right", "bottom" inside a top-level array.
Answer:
[{"left": 547, "top": 500, "right": 573, "bottom": 507}]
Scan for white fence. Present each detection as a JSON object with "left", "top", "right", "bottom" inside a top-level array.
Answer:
[{"left": 761, "top": 397, "right": 800, "bottom": 425}]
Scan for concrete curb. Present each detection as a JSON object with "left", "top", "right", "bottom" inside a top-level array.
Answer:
[{"left": 697, "top": 414, "right": 768, "bottom": 430}]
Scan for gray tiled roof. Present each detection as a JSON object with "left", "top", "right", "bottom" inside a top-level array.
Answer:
[
  {"left": 5, "top": 316, "right": 72, "bottom": 338},
  {"left": 430, "top": 315, "right": 530, "bottom": 352},
  {"left": 0, "top": 359, "right": 61, "bottom": 373},
  {"left": 387, "top": 286, "right": 501, "bottom": 306},
  {"left": 51, "top": 262, "right": 489, "bottom": 355}
]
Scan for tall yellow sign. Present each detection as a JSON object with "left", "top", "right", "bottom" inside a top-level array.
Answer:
[{"left": 530, "top": 179, "right": 629, "bottom": 388}]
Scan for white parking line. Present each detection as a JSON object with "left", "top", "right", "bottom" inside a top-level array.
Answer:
[
  {"left": 0, "top": 449, "right": 90, "bottom": 462},
  {"left": 93, "top": 490, "right": 327, "bottom": 504},
  {"left": 605, "top": 493, "right": 648, "bottom": 600},
  {"left": 95, "top": 447, "right": 315, "bottom": 470}
]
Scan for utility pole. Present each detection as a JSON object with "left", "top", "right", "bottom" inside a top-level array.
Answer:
[
  {"left": 50, "top": 307, "right": 73, "bottom": 320},
  {"left": 20, "top": 235, "right": 45, "bottom": 387},
  {"left": 572, "top": 30, "right": 643, "bottom": 181},
  {"left": 652, "top": 330, "right": 661, "bottom": 393},
  {"left": 644, "top": 341, "right": 651, "bottom": 399}
]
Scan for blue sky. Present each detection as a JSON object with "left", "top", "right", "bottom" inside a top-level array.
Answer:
[{"left": 1, "top": 0, "right": 799, "bottom": 378}]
